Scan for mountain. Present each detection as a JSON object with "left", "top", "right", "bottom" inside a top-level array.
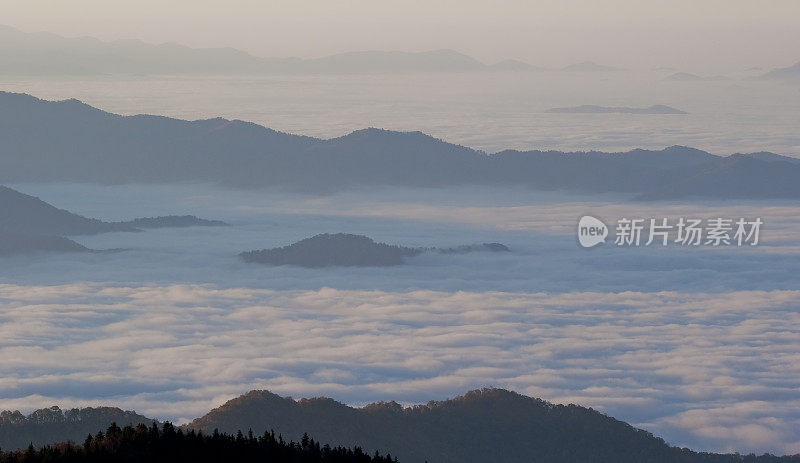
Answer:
[
  {"left": 546, "top": 104, "right": 687, "bottom": 115},
  {"left": 0, "top": 184, "right": 228, "bottom": 256},
  {"left": 562, "top": 61, "right": 621, "bottom": 72},
  {"left": 240, "top": 234, "right": 510, "bottom": 267},
  {"left": 2, "top": 92, "right": 800, "bottom": 200},
  {"left": 0, "top": 231, "right": 89, "bottom": 256},
  {"left": 664, "top": 72, "right": 730, "bottom": 82},
  {"left": 1, "top": 390, "right": 797, "bottom": 461},
  {"left": 241, "top": 233, "right": 421, "bottom": 267},
  {"left": 636, "top": 154, "right": 800, "bottom": 200},
  {"left": 186, "top": 388, "right": 798, "bottom": 463},
  {"left": 0, "top": 185, "right": 136, "bottom": 236},
  {"left": 0, "top": 25, "right": 536, "bottom": 75},
  {"left": 114, "top": 215, "right": 228, "bottom": 229},
  {"left": 758, "top": 61, "right": 800, "bottom": 81},
  {"left": 0, "top": 406, "right": 155, "bottom": 450}
]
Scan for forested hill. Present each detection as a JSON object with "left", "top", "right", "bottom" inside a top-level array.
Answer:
[
  {"left": 1, "top": 390, "right": 798, "bottom": 462},
  {"left": 3, "top": 91, "right": 800, "bottom": 200},
  {"left": 0, "top": 422, "right": 396, "bottom": 463},
  {"left": 186, "top": 388, "right": 800, "bottom": 463}
]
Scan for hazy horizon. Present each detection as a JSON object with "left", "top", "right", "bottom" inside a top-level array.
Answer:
[{"left": 3, "top": 0, "right": 800, "bottom": 74}]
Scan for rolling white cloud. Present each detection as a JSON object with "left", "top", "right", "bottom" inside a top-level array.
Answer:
[{"left": 0, "top": 284, "right": 798, "bottom": 454}]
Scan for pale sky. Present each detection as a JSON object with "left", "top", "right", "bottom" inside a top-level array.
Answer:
[{"left": 3, "top": 0, "right": 800, "bottom": 72}]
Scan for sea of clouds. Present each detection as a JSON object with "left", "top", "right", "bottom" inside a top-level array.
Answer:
[
  {"left": 0, "top": 284, "right": 797, "bottom": 454},
  {"left": 0, "top": 184, "right": 799, "bottom": 455}
]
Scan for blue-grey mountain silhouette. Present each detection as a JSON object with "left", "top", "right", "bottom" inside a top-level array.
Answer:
[
  {"left": 2, "top": 92, "right": 799, "bottom": 200},
  {"left": 0, "top": 184, "right": 227, "bottom": 255},
  {"left": 759, "top": 61, "right": 800, "bottom": 81},
  {"left": 664, "top": 72, "right": 730, "bottom": 81},
  {"left": 0, "top": 185, "right": 136, "bottom": 236},
  {"left": 0, "top": 231, "right": 89, "bottom": 256},
  {"left": 240, "top": 234, "right": 510, "bottom": 267},
  {"left": 546, "top": 104, "right": 687, "bottom": 114}
]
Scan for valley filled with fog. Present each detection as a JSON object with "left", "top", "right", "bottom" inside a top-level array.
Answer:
[{"left": 1, "top": 182, "right": 799, "bottom": 454}]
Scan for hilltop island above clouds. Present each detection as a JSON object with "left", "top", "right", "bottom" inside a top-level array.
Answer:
[
  {"left": 1, "top": 91, "right": 799, "bottom": 201},
  {"left": 240, "top": 233, "right": 510, "bottom": 267}
]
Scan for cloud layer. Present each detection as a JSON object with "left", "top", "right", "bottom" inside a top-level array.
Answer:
[{"left": 0, "top": 284, "right": 798, "bottom": 454}]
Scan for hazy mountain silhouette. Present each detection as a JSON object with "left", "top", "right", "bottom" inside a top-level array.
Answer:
[
  {"left": 758, "top": 61, "right": 800, "bottom": 81},
  {"left": 561, "top": 61, "right": 622, "bottom": 72},
  {"left": 114, "top": 216, "right": 228, "bottom": 229},
  {"left": 241, "top": 234, "right": 421, "bottom": 267},
  {"left": 636, "top": 154, "right": 800, "bottom": 200},
  {"left": 0, "top": 185, "right": 136, "bottom": 236},
  {"left": 2, "top": 92, "right": 800, "bottom": 200},
  {"left": 664, "top": 72, "right": 730, "bottom": 82},
  {"left": 546, "top": 104, "right": 687, "bottom": 114},
  {"left": 0, "top": 184, "right": 227, "bottom": 255},
  {"left": 240, "top": 234, "right": 510, "bottom": 267},
  {"left": 0, "top": 231, "right": 89, "bottom": 256},
  {"left": 0, "top": 25, "right": 538, "bottom": 75},
  {"left": 0, "top": 406, "right": 155, "bottom": 450},
  {"left": 185, "top": 388, "right": 798, "bottom": 463}
]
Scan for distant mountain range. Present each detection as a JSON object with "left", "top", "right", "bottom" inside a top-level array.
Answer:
[
  {"left": 0, "top": 406, "right": 155, "bottom": 450},
  {"left": 2, "top": 389, "right": 797, "bottom": 461},
  {"left": 560, "top": 61, "right": 622, "bottom": 72},
  {"left": 0, "top": 184, "right": 227, "bottom": 255},
  {"left": 663, "top": 72, "right": 731, "bottom": 82},
  {"left": 546, "top": 104, "right": 687, "bottom": 115},
  {"left": 240, "top": 233, "right": 509, "bottom": 267},
  {"left": 0, "top": 25, "right": 557, "bottom": 75},
  {"left": 1, "top": 91, "right": 799, "bottom": 200},
  {"left": 758, "top": 61, "right": 800, "bottom": 81}
]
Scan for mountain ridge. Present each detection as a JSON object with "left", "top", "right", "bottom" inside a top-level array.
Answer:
[
  {"left": 1, "top": 389, "right": 797, "bottom": 461},
  {"left": 0, "top": 25, "right": 541, "bottom": 75},
  {"left": 185, "top": 388, "right": 798, "bottom": 463},
  {"left": 2, "top": 91, "right": 800, "bottom": 200},
  {"left": 0, "top": 183, "right": 228, "bottom": 255}
]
